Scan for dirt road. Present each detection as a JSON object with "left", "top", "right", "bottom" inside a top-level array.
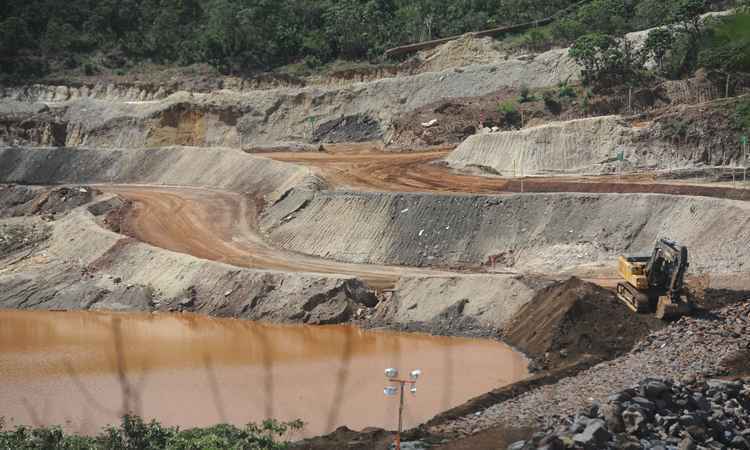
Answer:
[
  {"left": 101, "top": 146, "right": 748, "bottom": 292},
  {"left": 104, "top": 185, "right": 459, "bottom": 290},
  {"left": 267, "top": 145, "right": 750, "bottom": 200}
]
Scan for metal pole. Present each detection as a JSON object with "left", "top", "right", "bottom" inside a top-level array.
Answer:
[
  {"left": 396, "top": 381, "right": 404, "bottom": 450},
  {"left": 521, "top": 149, "right": 526, "bottom": 194},
  {"left": 745, "top": 141, "right": 748, "bottom": 186}
]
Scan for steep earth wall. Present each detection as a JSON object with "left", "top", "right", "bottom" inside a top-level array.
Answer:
[
  {"left": 445, "top": 116, "right": 639, "bottom": 176},
  {"left": 444, "top": 110, "right": 749, "bottom": 176},
  {"left": 0, "top": 83, "right": 171, "bottom": 103},
  {"left": 262, "top": 190, "right": 750, "bottom": 273},
  {"left": 0, "top": 146, "right": 316, "bottom": 203}
]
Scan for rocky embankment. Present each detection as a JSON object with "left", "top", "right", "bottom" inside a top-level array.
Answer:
[
  {"left": 432, "top": 301, "right": 750, "bottom": 442},
  {"left": 511, "top": 376, "right": 750, "bottom": 450}
]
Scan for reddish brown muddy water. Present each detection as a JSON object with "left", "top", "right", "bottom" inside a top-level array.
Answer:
[{"left": 0, "top": 310, "right": 527, "bottom": 437}]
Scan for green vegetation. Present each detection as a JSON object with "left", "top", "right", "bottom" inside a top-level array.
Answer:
[
  {"left": 734, "top": 100, "right": 750, "bottom": 131},
  {"left": 565, "top": 0, "right": 750, "bottom": 92},
  {"left": 0, "top": 415, "right": 302, "bottom": 450},
  {"left": 498, "top": 100, "right": 522, "bottom": 127},
  {"left": 569, "top": 33, "right": 646, "bottom": 88},
  {"left": 0, "top": 0, "right": 578, "bottom": 80},
  {"left": 0, "top": 0, "right": 747, "bottom": 87},
  {"left": 699, "top": 13, "right": 750, "bottom": 95},
  {"left": 518, "top": 85, "right": 537, "bottom": 103},
  {"left": 542, "top": 90, "right": 562, "bottom": 114},
  {"left": 557, "top": 80, "right": 576, "bottom": 98}
]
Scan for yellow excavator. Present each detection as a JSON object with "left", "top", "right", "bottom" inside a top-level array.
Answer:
[{"left": 617, "top": 238, "right": 693, "bottom": 320}]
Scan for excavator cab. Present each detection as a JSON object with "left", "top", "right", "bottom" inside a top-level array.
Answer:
[{"left": 617, "top": 239, "right": 693, "bottom": 320}]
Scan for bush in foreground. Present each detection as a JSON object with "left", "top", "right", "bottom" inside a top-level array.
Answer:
[{"left": 0, "top": 415, "right": 303, "bottom": 450}]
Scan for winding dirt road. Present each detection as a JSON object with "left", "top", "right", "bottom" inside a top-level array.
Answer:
[
  {"left": 104, "top": 185, "right": 459, "bottom": 290},
  {"left": 267, "top": 145, "right": 750, "bottom": 199},
  {"left": 101, "top": 145, "right": 749, "bottom": 291}
]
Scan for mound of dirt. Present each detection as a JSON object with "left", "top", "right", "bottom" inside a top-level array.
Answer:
[
  {"left": 412, "top": 36, "right": 506, "bottom": 74},
  {"left": 503, "top": 277, "right": 664, "bottom": 370},
  {"left": 0, "top": 185, "right": 98, "bottom": 218}
]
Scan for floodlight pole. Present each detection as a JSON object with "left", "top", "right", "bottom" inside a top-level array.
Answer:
[
  {"left": 397, "top": 379, "right": 405, "bottom": 450},
  {"left": 388, "top": 377, "right": 415, "bottom": 450},
  {"left": 386, "top": 376, "right": 418, "bottom": 450}
]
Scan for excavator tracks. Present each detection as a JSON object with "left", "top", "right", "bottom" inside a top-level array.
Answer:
[{"left": 616, "top": 282, "right": 651, "bottom": 313}]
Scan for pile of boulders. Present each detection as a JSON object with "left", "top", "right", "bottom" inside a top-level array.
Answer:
[{"left": 509, "top": 377, "right": 750, "bottom": 450}]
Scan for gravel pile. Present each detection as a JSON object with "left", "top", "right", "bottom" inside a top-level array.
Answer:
[
  {"left": 508, "top": 377, "right": 750, "bottom": 449},
  {"left": 435, "top": 301, "right": 750, "bottom": 436}
]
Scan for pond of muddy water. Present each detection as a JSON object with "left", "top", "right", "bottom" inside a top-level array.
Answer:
[{"left": 0, "top": 310, "right": 527, "bottom": 437}]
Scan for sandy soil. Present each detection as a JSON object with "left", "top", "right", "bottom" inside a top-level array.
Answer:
[
  {"left": 265, "top": 145, "right": 750, "bottom": 200},
  {"left": 104, "top": 185, "right": 456, "bottom": 290},
  {"left": 92, "top": 146, "right": 750, "bottom": 296}
]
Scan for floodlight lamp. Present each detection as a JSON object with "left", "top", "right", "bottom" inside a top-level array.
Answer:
[
  {"left": 409, "top": 369, "right": 422, "bottom": 380},
  {"left": 410, "top": 386, "right": 417, "bottom": 395},
  {"left": 385, "top": 368, "right": 398, "bottom": 378},
  {"left": 384, "top": 386, "right": 398, "bottom": 396}
]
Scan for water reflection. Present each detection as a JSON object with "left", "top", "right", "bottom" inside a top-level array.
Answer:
[{"left": 0, "top": 310, "right": 527, "bottom": 437}]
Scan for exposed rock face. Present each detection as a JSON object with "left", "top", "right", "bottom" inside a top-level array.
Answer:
[
  {"left": 0, "top": 83, "right": 170, "bottom": 103},
  {"left": 0, "top": 222, "right": 50, "bottom": 259},
  {"left": 375, "top": 274, "right": 553, "bottom": 332},
  {"left": 0, "top": 185, "right": 97, "bottom": 218}
]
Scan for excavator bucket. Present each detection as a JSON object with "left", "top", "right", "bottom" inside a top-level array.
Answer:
[{"left": 655, "top": 295, "right": 692, "bottom": 320}]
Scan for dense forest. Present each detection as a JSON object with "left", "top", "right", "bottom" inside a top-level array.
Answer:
[{"left": 0, "top": 0, "right": 746, "bottom": 80}]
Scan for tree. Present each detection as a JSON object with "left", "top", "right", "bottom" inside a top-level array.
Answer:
[
  {"left": 634, "top": 0, "right": 677, "bottom": 29},
  {"left": 42, "top": 18, "right": 76, "bottom": 54},
  {"left": 643, "top": 28, "right": 675, "bottom": 73},
  {"left": 0, "top": 17, "right": 31, "bottom": 56},
  {"left": 323, "top": 0, "right": 395, "bottom": 59},
  {"left": 698, "top": 13, "right": 750, "bottom": 96},
  {"left": 669, "top": 0, "right": 707, "bottom": 77},
  {"left": 569, "top": 33, "right": 645, "bottom": 88},
  {"left": 672, "top": 0, "right": 706, "bottom": 36}
]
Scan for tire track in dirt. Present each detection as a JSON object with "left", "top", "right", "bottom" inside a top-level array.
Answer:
[
  {"left": 266, "top": 145, "right": 750, "bottom": 200},
  {"left": 102, "top": 145, "right": 749, "bottom": 293},
  {"left": 104, "top": 185, "right": 459, "bottom": 290}
]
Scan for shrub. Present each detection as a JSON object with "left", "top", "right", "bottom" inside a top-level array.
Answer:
[
  {"left": 569, "top": 33, "right": 645, "bottom": 88},
  {"left": 558, "top": 80, "right": 576, "bottom": 98},
  {"left": 519, "top": 28, "right": 550, "bottom": 52},
  {"left": 518, "top": 85, "right": 536, "bottom": 103},
  {"left": 498, "top": 100, "right": 522, "bottom": 127},
  {"left": 0, "top": 415, "right": 303, "bottom": 450},
  {"left": 644, "top": 28, "right": 675, "bottom": 74},
  {"left": 543, "top": 91, "right": 562, "bottom": 114},
  {"left": 83, "top": 62, "right": 97, "bottom": 76}
]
